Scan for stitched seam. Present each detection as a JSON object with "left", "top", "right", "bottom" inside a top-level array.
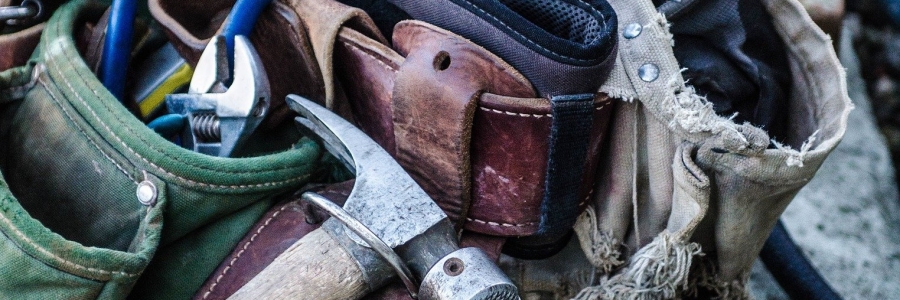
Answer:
[
  {"left": 340, "top": 40, "right": 397, "bottom": 73},
  {"left": 476, "top": 101, "right": 609, "bottom": 118},
  {"left": 578, "top": 189, "right": 594, "bottom": 207},
  {"left": 479, "top": 106, "right": 551, "bottom": 118},
  {"left": 466, "top": 217, "right": 537, "bottom": 227},
  {"left": 48, "top": 50, "right": 310, "bottom": 189},
  {"left": 45, "top": 20, "right": 310, "bottom": 176},
  {"left": 38, "top": 77, "right": 138, "bottom": 183},
  {"left": 203, "top": 205, "right": 290, "bottom": 299},
  {"left": 0, "top": 208, "right": 139, "bottom": 277},
  {"left": 457, "top": 0, "right": 604, "bottom": 63}
]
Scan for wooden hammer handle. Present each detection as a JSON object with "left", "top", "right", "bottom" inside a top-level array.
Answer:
[{"left": 228, "top": 228, "right": 370, "bottom": 300}]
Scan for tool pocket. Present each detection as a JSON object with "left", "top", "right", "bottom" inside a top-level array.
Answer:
[
  {"left": 569, "top": 0, "right": 852, "bottom": 298},
  {"left": 0, "top": 1, "right": 322, "bottom": 299},
  {"left": 0, "top": 64, "right": 165, "bottom": 299}
]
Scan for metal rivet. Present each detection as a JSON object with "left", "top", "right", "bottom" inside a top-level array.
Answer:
[
  {"left": 638, "top": 64, "right": 660, "bottom": 82},
  {"left": 623, "top": 23, "right": 642, "bottom": 39},
  {"left": 443, "top": 257, "right": 465, "bottom": 276},
  {"left": 136, "top": 181, "right": 157, "bottom": 206}
]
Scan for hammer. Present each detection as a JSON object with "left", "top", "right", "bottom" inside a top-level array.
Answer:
[{"left": 228, "top": 95, "right": 519, "bottom": 300}]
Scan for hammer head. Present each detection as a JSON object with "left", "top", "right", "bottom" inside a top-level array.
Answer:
[
  {"left": 288, "top": 95, "right": 446, "bottom": 247},
  {"left": 289, "top": 95, "right": 519, "bottom": 300}
]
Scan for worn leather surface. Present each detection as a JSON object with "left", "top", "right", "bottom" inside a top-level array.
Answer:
[
  {"left": 391, "top": 21, "right": 535, "bottom": 226},
  {"left": 193, "top": 181, "right": 354, "bottom": 300},
  {"left": 0, "top": 23, "right": 43, "bottom": 72},
  {"left": 335, "top": 21, "right": 614, "bottom": 236}
]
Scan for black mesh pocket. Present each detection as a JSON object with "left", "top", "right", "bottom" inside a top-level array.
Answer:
[{"left": 499, "top": 0, "right": 603, "bottom": 45}]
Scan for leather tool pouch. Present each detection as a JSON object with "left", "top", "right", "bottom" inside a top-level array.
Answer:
[{"left": 0, "top": 1, "right": 321, "bottom": 299}]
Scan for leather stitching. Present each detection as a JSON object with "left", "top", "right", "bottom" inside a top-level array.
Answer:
[
  {"left": 466, "top": 217, "right": 537, "bottom": 227},
  {"left": 476, "top": 101, "right": 610, "bottom": 118},
  {"left": 202, "top": 204, "right": 291, "bottom": 299}
]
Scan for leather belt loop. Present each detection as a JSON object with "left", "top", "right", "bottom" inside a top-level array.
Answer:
[{"left": 538, "top": 93, "right": 595, "bottom": 236}]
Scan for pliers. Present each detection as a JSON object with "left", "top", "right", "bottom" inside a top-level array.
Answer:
[{"left": 164, "top": 35, "right": 270, "bottom": 157}]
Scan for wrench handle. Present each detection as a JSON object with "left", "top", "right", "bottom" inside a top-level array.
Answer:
[{"left": 228, "top": 228, "right": 370, "bottom": 300}]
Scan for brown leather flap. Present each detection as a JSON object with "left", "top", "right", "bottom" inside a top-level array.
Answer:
[{"left": 390, "top": 21, "right": 535, "bottom": 226}]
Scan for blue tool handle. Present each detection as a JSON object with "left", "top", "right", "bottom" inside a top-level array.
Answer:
[
  {"left": 100, "top": 0, "right": 138, "bottom": 102},
  {"left": 222, "top": 0, "right": 274, "bottom": 66}
]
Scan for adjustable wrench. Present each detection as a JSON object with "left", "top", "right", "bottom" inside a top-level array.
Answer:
[{"left": 164, "top": 35, "right": 270, "bottom": 157}]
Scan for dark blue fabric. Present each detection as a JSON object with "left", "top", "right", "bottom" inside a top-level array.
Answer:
[
  {"left": 538, "top": 93, "right": 595, "bottom": 236},
  {"left": 664, "top": 0, "right": 792, "bottom": 141}
]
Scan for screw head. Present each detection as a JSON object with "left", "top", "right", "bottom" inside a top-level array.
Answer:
[
  {"left": 638, "top": 64, "right": 660, "bottom": 82},
  {"left": 623, "top": 23, "right": 643, "bottom": 39}
]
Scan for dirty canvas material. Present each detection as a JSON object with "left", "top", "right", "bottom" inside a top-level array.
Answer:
[
  {"left": 0, "top": 1, "right": 321, "bottom": 299},
  {"left": 559, "top": 0, "right": 851, "bottom": 298}
]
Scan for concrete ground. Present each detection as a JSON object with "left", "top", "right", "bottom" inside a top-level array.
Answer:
[{"left": 748, "top": 16, "right": 900, "bottom": 299}]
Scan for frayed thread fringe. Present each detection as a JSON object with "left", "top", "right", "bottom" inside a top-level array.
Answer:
[
  {"left": 573, "top": 231, "right": 702, "bottom": 300},
  {"left": 772, "top": 130, "right": 820, "bottom": 167},
  {"left": 685, "top": 260, "right": 751, "bottom": 300},
  {"left": 574, "top": 208, "right": 625, "bottom": 273},
  {"left": 664, "top": 72, "right": 738, "bottom": 135}
]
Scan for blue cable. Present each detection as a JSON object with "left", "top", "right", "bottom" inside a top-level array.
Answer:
[
  {"left": 221, "top": 0, "right": 274, "bottom": 76},
  {"left": 100, "top": 0, "right": 137, "bottom": 102},
  {"left": 147, "top": 114, "right": 186, "bottom": 138}
]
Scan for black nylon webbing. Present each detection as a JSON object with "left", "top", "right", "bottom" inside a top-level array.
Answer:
[{"left": 538, "top": 93, "right": 594, "bottom": 236}]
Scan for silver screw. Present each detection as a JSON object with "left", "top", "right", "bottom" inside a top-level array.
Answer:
[
  {"left": 638, "top": 64, "right": 660, "bottom": 82},
  {"left": 623, "top": 23, "right": 643, "bottom": 39},
  {"left": 136, "top": 181, "right": 158, "bottom": 206}
]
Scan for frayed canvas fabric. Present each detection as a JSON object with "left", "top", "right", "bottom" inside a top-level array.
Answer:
[{"left": 517, "top": 0, "right": 851, "bottom": 298}]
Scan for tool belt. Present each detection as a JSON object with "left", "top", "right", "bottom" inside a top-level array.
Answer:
[{"left": 0, "top": 0, "right": 852, "bottom": 299}]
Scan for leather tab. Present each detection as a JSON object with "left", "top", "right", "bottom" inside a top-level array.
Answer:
[{"left": 390, "top": 21, "right": 534, "bottom": 225}]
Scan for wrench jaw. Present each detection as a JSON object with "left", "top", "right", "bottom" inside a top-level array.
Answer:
[{"left": 164, "top": 35, "right": 270, "bottom": 157}]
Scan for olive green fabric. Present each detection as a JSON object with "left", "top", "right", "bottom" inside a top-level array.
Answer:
[{"left": 0, "top": 1, "right": 321, "bottom": 299}]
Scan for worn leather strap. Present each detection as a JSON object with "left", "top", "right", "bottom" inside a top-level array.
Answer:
[{"left": 334, "top": 21, "right": 614, "bottom": 237}]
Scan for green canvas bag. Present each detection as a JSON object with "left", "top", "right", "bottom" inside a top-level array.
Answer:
[{"left": 0, "top": 1, "right": 321, "bottom": 299}]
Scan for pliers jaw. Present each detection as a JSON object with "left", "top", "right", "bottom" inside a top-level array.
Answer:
[{"left": 165, "top": 35, "right": 270, "bottom": 157}]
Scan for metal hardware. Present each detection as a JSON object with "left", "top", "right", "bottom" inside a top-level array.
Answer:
[
  {"left": 290, "top": 95, "right": 519, "bottom": 300},
  {"left": 420, "top": 248, "right": 520, "bottom": 300},
  {"left": 623, "top": 23, "right": 642, "bottom": 39},
  {"left": 302, "top": 192, "right": 419, "bottom": 298},
  {"left": 165, "top": 35, "right": 270, "bottom": 157},
  {"left": 136, "top": 180, "right": 157, "bottom": 206},
  {"left": 1, "top": 0, "right": 40, "bottom": 25},
  {"left": 639, "top": 63, "right": 660, "bottom": 82}
]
